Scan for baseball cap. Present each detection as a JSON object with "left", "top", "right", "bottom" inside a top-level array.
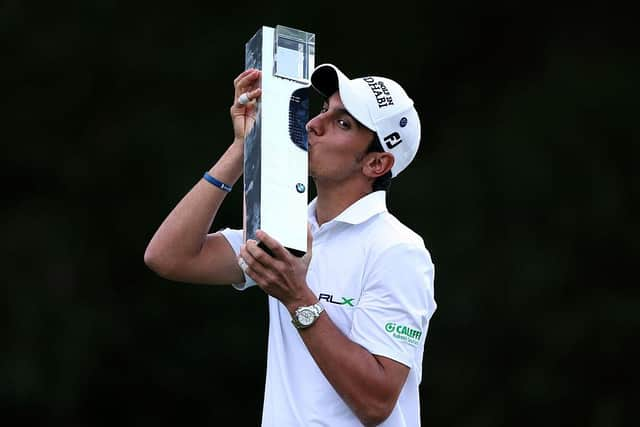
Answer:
[{"left": 310, "top": 63, "right": 421, "bottom": 177}]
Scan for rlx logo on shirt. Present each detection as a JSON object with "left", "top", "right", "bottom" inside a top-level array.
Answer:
[{"left": 319, "top": 293, "right": 355, "bottom": 307}]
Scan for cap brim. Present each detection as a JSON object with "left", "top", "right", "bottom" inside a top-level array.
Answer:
[
  {"left": 310, "top": 63, "right": 341, "bottom": 99},
  {"left": 310, "top": 64, "right": 376, "bottom": 131}
]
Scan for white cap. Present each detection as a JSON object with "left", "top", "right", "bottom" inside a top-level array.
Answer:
[{"left": 310, "top": 63, "right": 421, "bottom": 177}]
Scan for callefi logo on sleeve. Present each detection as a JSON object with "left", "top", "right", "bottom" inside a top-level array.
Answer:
[
  {"left": 363, "top": 77, "right": 394, "bottom": 108},
  {"left": 384, "top": 322, "right": 422, "bottom": 346}
]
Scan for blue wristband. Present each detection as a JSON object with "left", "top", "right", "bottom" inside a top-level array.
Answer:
[{"left": 203, "top": 172, "right": 232, "bottom": 192}]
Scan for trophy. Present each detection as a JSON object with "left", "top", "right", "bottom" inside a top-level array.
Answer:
[{"left": 242, "top": 25, "right": 316, "bottom": 257}]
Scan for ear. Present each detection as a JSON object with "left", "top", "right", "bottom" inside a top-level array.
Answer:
[{"left": 362, "top": 152, "right": 394, "bottom": 178}]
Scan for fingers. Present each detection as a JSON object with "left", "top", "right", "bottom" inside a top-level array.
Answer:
[
  {"left": 234, "top": 69, "right": 261, "bottom": 105},
  {"left": 238, "top": 243, "right": 256, "bottom": 278},
  {"left": 235, "top": 88, "right": 262, "bottom": 107},
  {"left": 237, "top": 256, "right": 249, "bottom": 275},
  {"left": 239, "top": 239, "right": 277, "bottom": 282},
  {"left": 255, "top": 230, "right": 289, "bottom": 260},
  {"left": 238, "top": 92, "right": 250, "bottom": 105},
  {"left": 233, "top": 68, "right": 256, "bottom": 86},
  {"left": 240, "top": 229, "right": 310, "bottom": 281}
]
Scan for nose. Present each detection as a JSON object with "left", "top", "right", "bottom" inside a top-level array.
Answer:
[{"left": 305, "top": 112, "right": 324, "bottom": 137}]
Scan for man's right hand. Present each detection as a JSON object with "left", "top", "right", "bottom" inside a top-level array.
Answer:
[{"left": 230, "top": 68, "right": 262, "bottom": 141}]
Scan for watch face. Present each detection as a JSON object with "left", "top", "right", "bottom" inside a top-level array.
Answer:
[{"left": 298, "top": 308, "right": 316, "bottom": 326}]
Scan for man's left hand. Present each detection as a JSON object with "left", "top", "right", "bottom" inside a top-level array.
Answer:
[{"left": 239, "top": 225, "right": 314, "bottom": 309}]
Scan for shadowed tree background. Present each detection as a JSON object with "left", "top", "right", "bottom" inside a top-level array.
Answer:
[{"left": 2, "top": 0, "right": 636, "bottom": 426}]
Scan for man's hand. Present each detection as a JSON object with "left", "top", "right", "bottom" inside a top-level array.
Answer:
[
  {"left": 230, "top": 68, "right": 262, "bottom": 141},
  {"left": 239, "top": 225, "right": 314, "bottom": 310}
]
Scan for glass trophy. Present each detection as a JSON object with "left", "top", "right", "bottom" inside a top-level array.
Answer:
[{"left": 242, "top": 25, "right": 315, "bottom": 257}]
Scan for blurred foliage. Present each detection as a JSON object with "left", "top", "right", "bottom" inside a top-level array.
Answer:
[{"left": 2, "top": 0, "right": 637, "bottom": 426}]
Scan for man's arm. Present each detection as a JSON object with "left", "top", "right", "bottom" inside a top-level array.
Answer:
[
  {"left": 298, "top": 314, "right": 409, "bottom": 426},
  {"left": 144, "top": 69, "right": 262, "bottom": 285},
  {"left": 240, "top": 229, "right": 409, "bottom": 426},
  {"left": 143, "top": 140, "right": 244, "bottom": 285}
]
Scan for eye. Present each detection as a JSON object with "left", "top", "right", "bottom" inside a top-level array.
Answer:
[
  {"left": 337, "top": 119, "right": 349, "bottom": 128},
  {"left": 319, "top": 106, "right": 328, "bottom": 113}
]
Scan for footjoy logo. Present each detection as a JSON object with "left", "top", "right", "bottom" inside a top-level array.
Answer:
[
  {"left": 384, "top": 322, "right": 422, "bottom": 346},
  {"left": 319, "top": 293, "right": 355, "bottom": 307}
]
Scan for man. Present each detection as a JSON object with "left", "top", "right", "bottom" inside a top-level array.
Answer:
[{"left": 144, "top": 63, "right": 437, "bottom": 426}]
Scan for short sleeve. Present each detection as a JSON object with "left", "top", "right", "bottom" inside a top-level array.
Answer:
[
  {"left": 218, "top": 228, "right": 257, "bottom": 290},
  {"left": 350, "top": 243, "right": 436, "bottom": 369}
]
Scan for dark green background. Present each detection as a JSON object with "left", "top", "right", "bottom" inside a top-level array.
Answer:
[{"left": 3, "top": 1, "right": 636, "bottom": 425}]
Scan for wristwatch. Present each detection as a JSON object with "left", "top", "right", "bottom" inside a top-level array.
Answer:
[{"left": 291, "top": 302, "right": 324, "bottom": 329}]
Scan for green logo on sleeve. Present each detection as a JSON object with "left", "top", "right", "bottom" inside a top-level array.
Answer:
[{"left": 384, "top": 322, "right": 422, "bottom": 346}]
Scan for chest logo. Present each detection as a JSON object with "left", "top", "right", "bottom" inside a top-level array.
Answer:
[{"left": 319, "top": 293, "right": 355, "bottom": 307}]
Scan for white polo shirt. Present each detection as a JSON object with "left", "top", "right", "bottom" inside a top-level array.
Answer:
[{"left": 220, "top": 191, "right": 436, "bottom": 426}]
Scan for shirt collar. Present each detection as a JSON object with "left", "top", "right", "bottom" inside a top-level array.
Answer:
[{"left": 308, "top": 191, "right": 388, "bottom": 227}]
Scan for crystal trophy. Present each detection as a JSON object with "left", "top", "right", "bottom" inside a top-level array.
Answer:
[{"left": 242, "top": 25, "right": 315, "bottom": 256}]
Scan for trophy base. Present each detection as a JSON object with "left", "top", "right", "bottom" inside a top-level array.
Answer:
[{"left": 258, "top": 241, "right": 305, "bottom": 258}]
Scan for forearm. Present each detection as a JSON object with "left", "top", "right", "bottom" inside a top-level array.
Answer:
[
  {"left": 144, "top": 139, "right": 243, "bottom": 277},
  {"left": 292, "top": 305, "right": 403, "bottom": 425},
  {"left": 241, "top": 231, "right": 405, "bottom": 425}
]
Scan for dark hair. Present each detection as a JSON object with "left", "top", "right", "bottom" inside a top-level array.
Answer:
[{"left": 366, "top": 135, "right": 392, "bottom": 192}]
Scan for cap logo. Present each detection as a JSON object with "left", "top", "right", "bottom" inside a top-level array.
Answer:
[
  {"left": 362, "top": 77, "right": 394, "bottom": 108},
  {"left": 400, "top": 117, "right": 408, "bottom": 127},
  {"left": 384, "top": 132, "right": 403, "bottom": 149}
]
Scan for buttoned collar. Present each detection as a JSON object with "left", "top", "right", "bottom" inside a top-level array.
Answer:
[{"left": 308, "top": 190, "right": 388, "bottom": 228}]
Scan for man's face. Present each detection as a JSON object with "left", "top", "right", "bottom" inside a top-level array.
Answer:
[{"left": 306, "top": 92, "right": 375, "bottom": 184}]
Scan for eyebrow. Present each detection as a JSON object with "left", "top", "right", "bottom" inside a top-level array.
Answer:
[{"left": 334, "top": 107, "right": 351, "bottom": 117}]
